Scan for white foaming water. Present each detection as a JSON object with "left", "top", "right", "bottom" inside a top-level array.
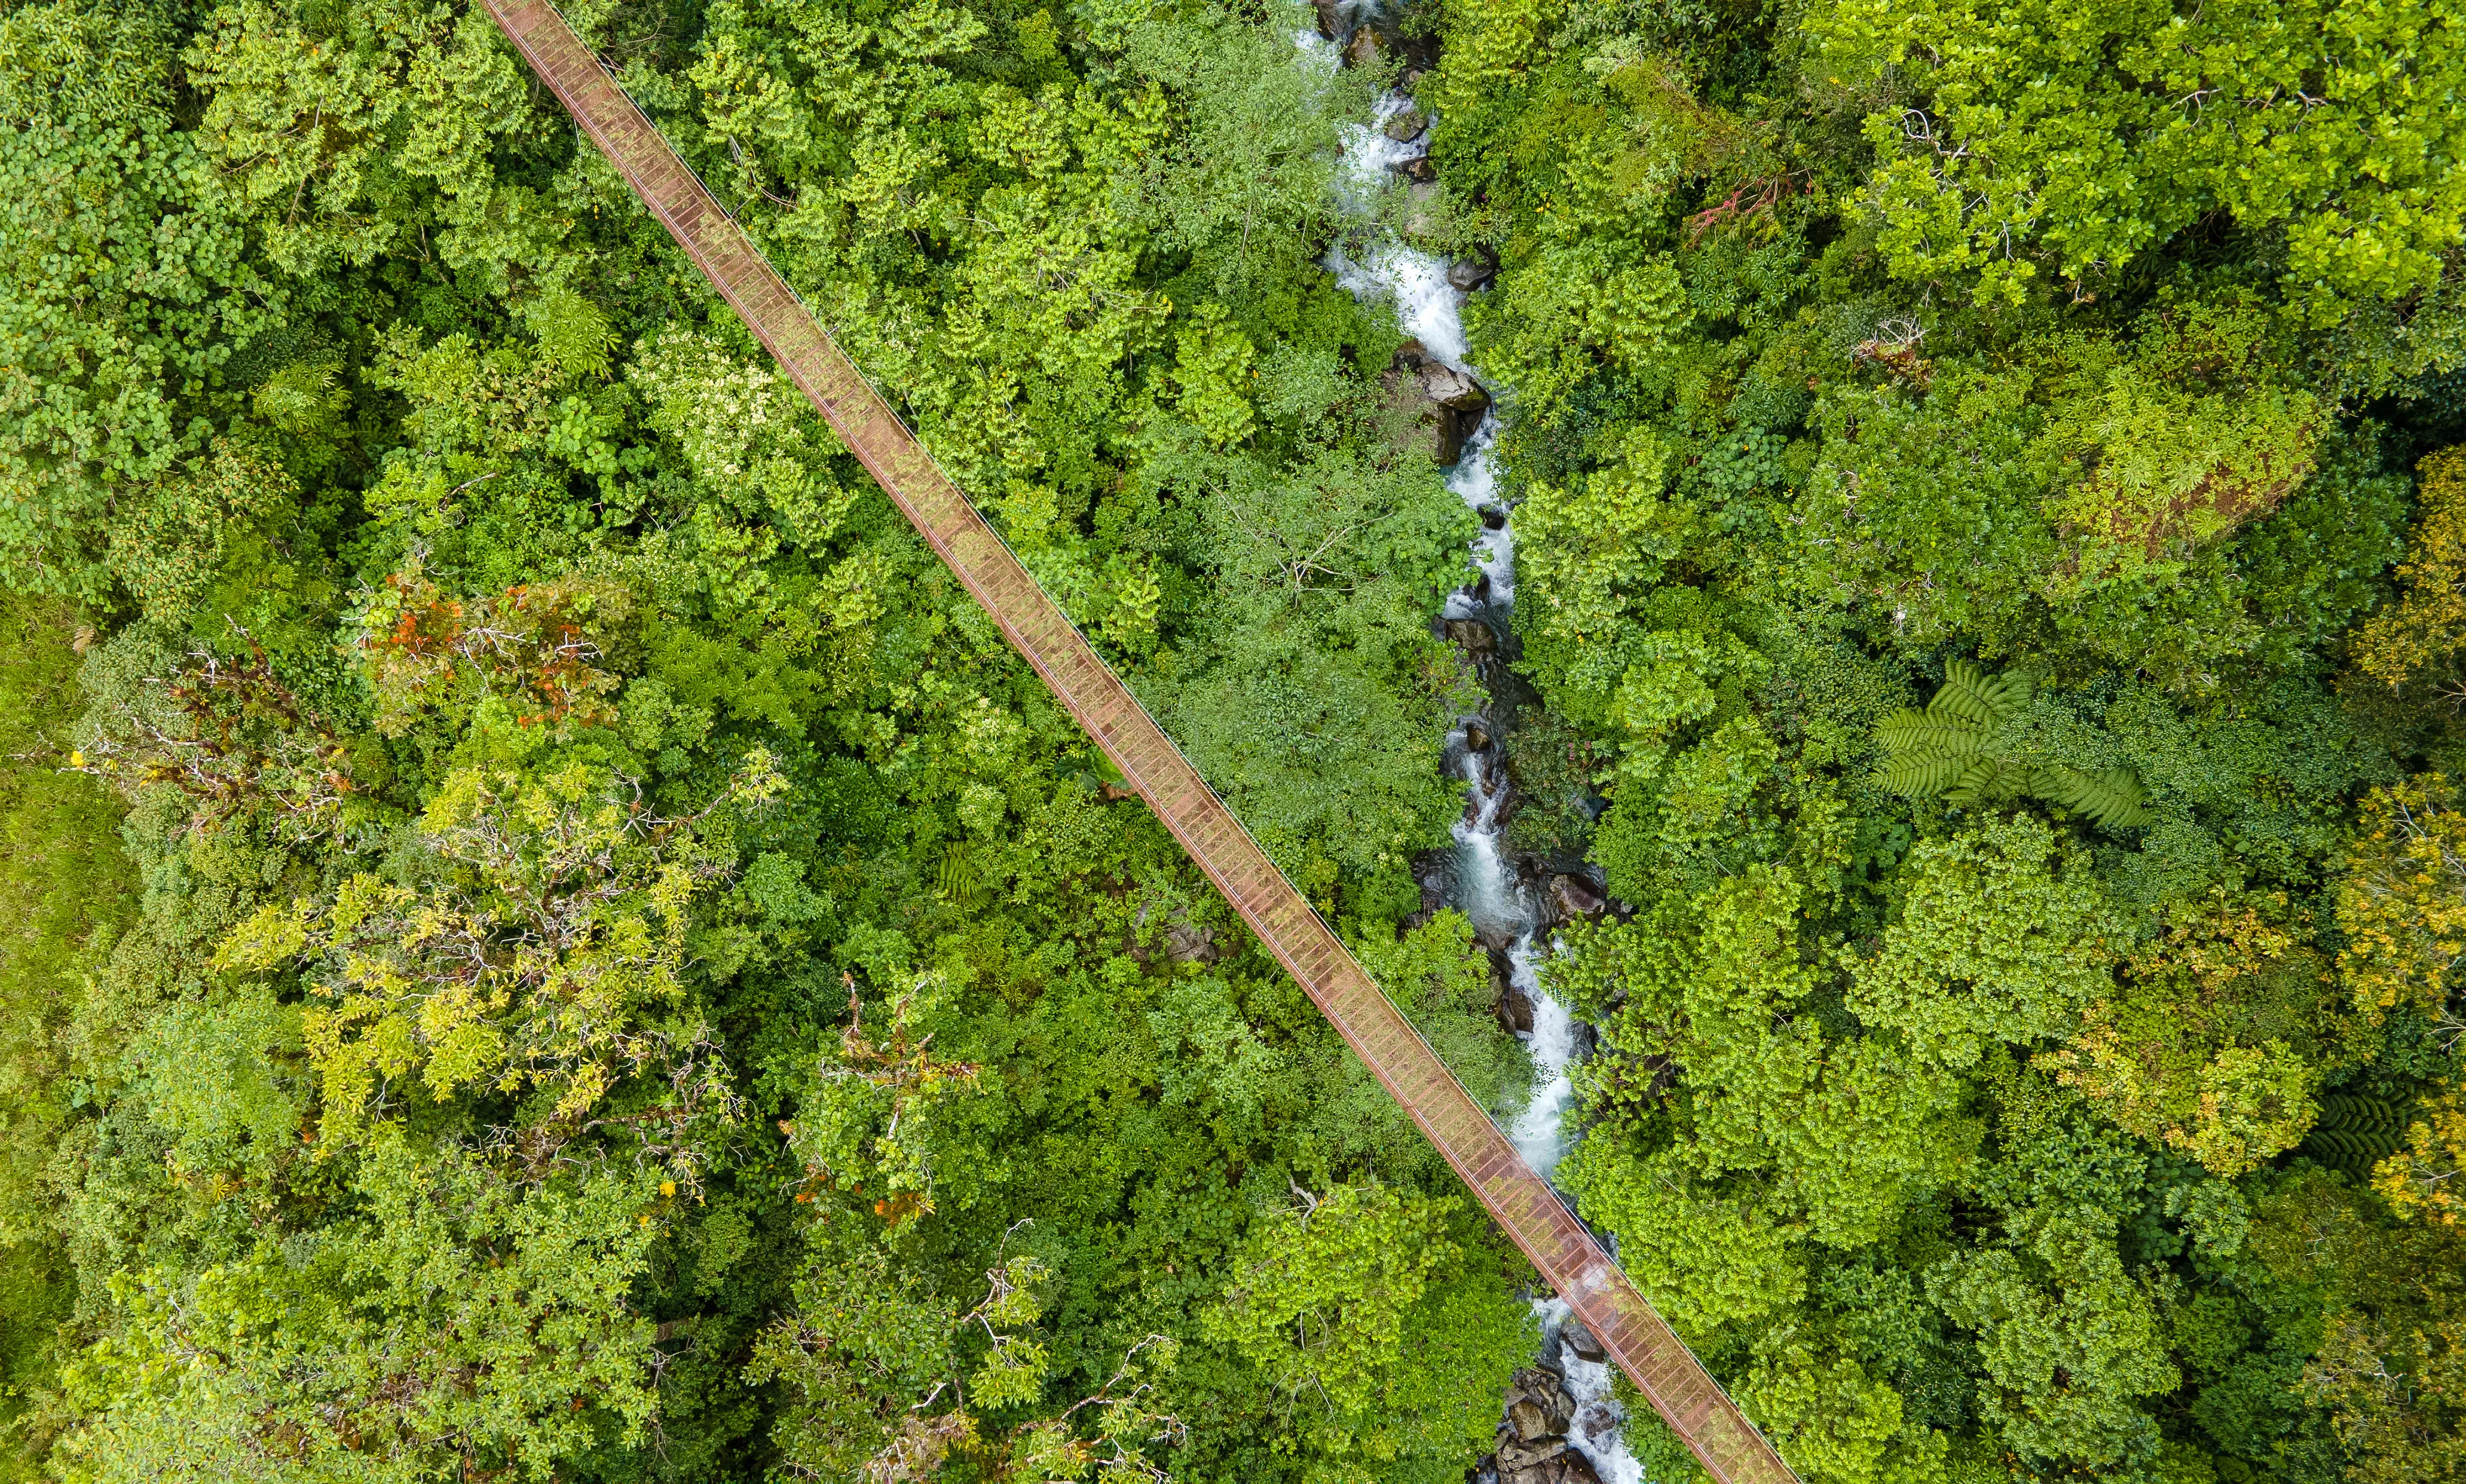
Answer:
[
  {"left": 1449, "top": 744, "right": 1517, "bottom": 937},
  {"left": 1538, "top": 1299, "right": 1652, "bottom": 1484},
  {"left": 1302, "top": 14, "right": 1648, "bottom": 1477},
  {"left": 1507, "top": 942, "right": 1577, "bottom": 1180},
  {"left": 1445, "top": 421, "right": 1512, "bottom": 620},
  {"left": 1329, "top": 243, "right": 1468, "bottom": 365}
]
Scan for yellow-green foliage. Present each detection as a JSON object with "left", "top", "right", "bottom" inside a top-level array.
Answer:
[
  {"left": 2040, "top": 892, "right": 2347, "bottom": 1176},
  {"left": 2354, "top": 448, "right": 2466, "bottom": 688},
  {"left": 219, "top": 751, "right": 783, "bottom": 1146},
  {"left": 2336, "top": 774, "right": 2466, "bottom": 1024}
]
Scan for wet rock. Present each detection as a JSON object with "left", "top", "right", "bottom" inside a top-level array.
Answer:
[
  {"left": 1449, "top": 258, "right": 1497, "bottom": 292},
  {"left": 1507, "top": 1397, "right": 1557, "bottom": 1442},
  {"left": 1124, "top": 905, "right": 1225, "bottom": 965},
  {"left": 1467, "top": 752, "right": 1503, "bottom": 806},
  {"left": 1396, "top": 154, "right": 1437, "bottom": 183},
  {"left": 1344, "top": 26, "right": 1383, "bottom": 69},
  {"left": 1562, "top": 1322, "right": 1607, "bottom": 1363},
  {"left": 1518, "top": 1455, "right": 1602, "bottom": 1484},
  {"left": 1550, "top": 874, "right": 1608, "bottom": 923},
  {"left": 1495, "top": 1433, "right": 1567, "bottom": 1472},
  {"left": 1492, "top": 952, "right": 1533, "bottom": 1034},
  {"left": 1418, "top": 358, "right": 1490, "bottom": 413},
  {"left": 1381, "top": 340, "right": 1480, "bottom": 467},
  {"left": 1384, "top": 340, "right": 1488, "bottom": 464},
  {"left": 1538, "top": 1440, "right": 1598, "bottom": 1479},
  {"left": 1463, "top": 721, "right": 1492, "bottom": 753},
  {"left": 1497, "top": 1430, "right": 1605, "bottom": 1482},
  {"left": 1399, "top": 850, "right": 1452, "bottom": 935},
  {"left": 1384, "top": 106, "right": 1427, "bottom": 142},
  {"left": 1445, "top": 617, "right": 1496, "bottom": 655},
  {"left": 1311, "top": 0, "right": 1346, "bottom": 38},
  {"left": 1479, "top": 503, "right": 1507, "bottom": 530},
  {"left": 1165, "top": 921, "right": 1219, "bottom": 964},
  {"left": 1403, "top": 179, "right": 1444, "bottom": 240},
  {"left": 1509, "top": 1368, "right": 1578, "bottom": 1435}
]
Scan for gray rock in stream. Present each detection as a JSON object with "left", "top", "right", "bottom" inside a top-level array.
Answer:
[
  {"left": 1501, "top": 1455, "right": 1602, "bottom": 1484},
  {"left": 1508, "top": 1368, "right": 1578, "bottom": 1436},
  {"left": 1549, "top": 874, "right": 1608, "bottom": 925},
  {"left": 1562, "top": 1322, "right": 1607, "bottom": 1363},
  {"left": 1407, "top": 349, "right": 1490, "bottom": 413},
  {"left": 1492, "top": 952, "right": 1533, "bottom": 1034},
  {"left": 1445, "top": 617, "right": 1496, "bottom": 655},
  {"left": 1494, "top": 1364, "right": 1602, "bottom": 1484},
  {"left": 1380, "top": 340, "right": 1485, "bottom": 466},
  {"left": 1496, "top": 1434, "right": 1567, "bottom": 1471},
  {"left": 1449, "top": 258, "right": 1498, "bottom": 292},
  {"left": 1384, "top": 106, "right": 1428, "bottom": 142}
]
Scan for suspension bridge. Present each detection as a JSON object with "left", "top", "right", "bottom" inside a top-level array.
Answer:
[{"left": 476, "top": 5, "right": 1796, "bottom": 1479}]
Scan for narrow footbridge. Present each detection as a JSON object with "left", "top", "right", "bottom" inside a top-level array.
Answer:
[{"left": 479, "top": 5, "right": 1795, "bottom": 1479}]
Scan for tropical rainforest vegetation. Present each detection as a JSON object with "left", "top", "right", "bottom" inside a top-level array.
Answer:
[{"left": 2, "top": 0, "right": 2464, "bottom": 1482}]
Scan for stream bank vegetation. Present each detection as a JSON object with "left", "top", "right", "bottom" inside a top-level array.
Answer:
[{"left": 0, "top": 1, "right": 2464, "bottom": 1482}]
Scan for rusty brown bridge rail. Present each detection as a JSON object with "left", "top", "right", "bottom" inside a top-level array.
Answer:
[{"left": 479, "top": 4, "right": 1797, "bottom": 1479}]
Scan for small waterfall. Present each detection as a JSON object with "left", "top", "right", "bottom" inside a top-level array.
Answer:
[{"left": 1302, "top": 12, "right": 1643, "bottom": 1482}]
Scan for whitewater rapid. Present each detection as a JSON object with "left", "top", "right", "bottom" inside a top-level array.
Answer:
[{"left": 1303, "top": 17, "right": 1644, "bottom": 1483}]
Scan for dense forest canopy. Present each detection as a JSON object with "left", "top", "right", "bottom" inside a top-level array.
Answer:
[{"left": 2, "top": 0, "right": 2465, "bottom": 1482}]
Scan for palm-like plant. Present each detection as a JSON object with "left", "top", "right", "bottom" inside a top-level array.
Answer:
[
  {"left": 2301, "top": 1093, "right": 2405, "bottom": 1175},
  {"left": 1876, "top": 661, "right": 2154, "bottom": 828}
]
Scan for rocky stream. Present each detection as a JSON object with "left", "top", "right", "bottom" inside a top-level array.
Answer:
[{"left": 1299, "top": 6, "right": 1645, "bottom": 1482}]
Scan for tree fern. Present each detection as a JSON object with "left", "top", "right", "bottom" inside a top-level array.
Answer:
[
  {"left": 936, "top": 842, "right": 990, "bottom": 907},
  {"left": 1874, "top": 662, "right": 2152, "bottom": 829},
  {"left": 2301, "top": 1093, "right": 2405, "bottom": 1174}
]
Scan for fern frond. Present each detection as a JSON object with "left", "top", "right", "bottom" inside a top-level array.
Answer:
[
  {"left": 1874, "top": 708, "right": 1929, "bottom": 754},
  {"left": 1944, "top": 755, "right": 2030, "bottom": 806},
  {"left": 2037, "top": 765, "right": 2153, "bottom": 828},
  {"left": 937, "top": 843, "right": 984, "bottom": 904},
  {"left": 1876, "top": 710, "right": 1990, "bottom": 758},
  {"left": 1879, "top": 748, "right": 1975, "bottom": 798},
  {"left": 2302, "top": 1097, "right": 2404, "bottom": 1173},
  {"left": 2091, "top": 770, "right": 2155, "bottom": 828},
  {"left": 1925, "top": 659, "right": 2034, "bottom": 730},
  {"left": 1927, "top": 661, "right": 2002, "bottom": 727},
  {"left": 2317, "top": 1094, "right": 2402, "bottom": 1131},
  {"left": 1877, "top": 665, "right": 2152, "bottom": 831},
  {"left": 1980, "top": 669, "right": 2034, "bottom": 719}
]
